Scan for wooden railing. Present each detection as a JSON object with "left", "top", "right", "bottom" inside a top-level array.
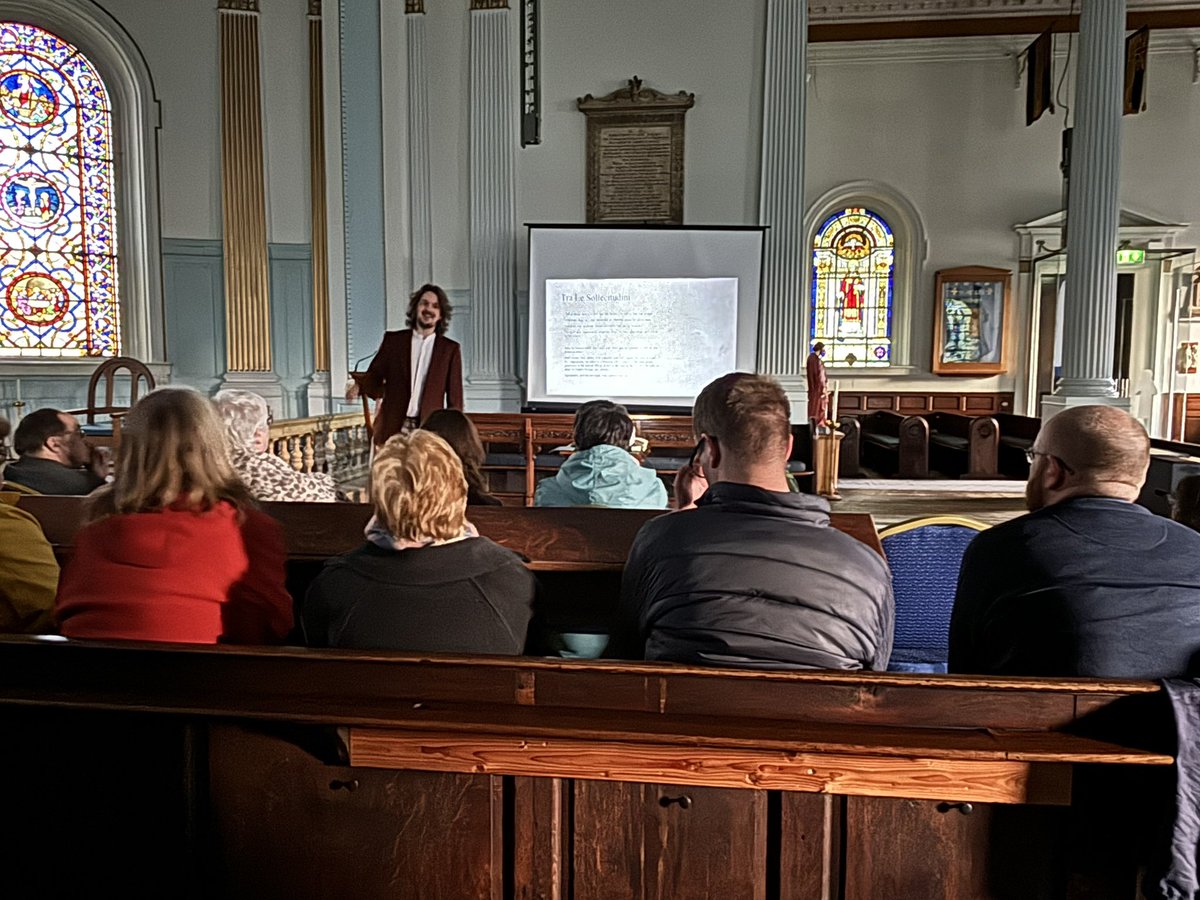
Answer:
[{"left": 268, "top": 411, "right": 370, "bottom": 483}]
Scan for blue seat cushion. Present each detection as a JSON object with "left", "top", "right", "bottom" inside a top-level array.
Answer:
[{"left": 882, "top": 524, "right": 981, "bottom": 666}]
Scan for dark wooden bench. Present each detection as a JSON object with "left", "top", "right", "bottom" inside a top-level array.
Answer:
[
  {"left": 17, "top": 497, "right": 884, "bottom": 644},
  {"left": 996, "top": 412, "right": 1041, "bottom": 478},
  {"left": 0, "top": 637, "right": 1173, "bottom": 897},
  {"left": 854, "top": 410, "right": 929, "bottom": 478},
  {"left": 924, "top": 411, "right": 1000, "bottom": 478}
]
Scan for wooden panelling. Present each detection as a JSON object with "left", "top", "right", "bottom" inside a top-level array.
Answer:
[
  {"left": 779, "top": 793, "right": 842, "bottom": 900},
  {"left": 350, "top": 729, "right": 1080, "bottom": 805},
  {"left": 208, "top": 724, "right": 503, "bottom": 900},
  {"left": 838, "top": 391, "right": 1013, "bottom": 417},
  {"left": 573, "top": 781, "right": 767, "bottom": 900},
  {"left": 843, "top": 796, "right": 1068, "bottom": 900},
  {"left": 513, "top": 776, "right": 568, "bottom": 900}
]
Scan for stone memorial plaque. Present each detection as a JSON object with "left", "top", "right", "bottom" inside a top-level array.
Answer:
[{"left": 578, "top": 77, "right": 694, "bottom": 225}]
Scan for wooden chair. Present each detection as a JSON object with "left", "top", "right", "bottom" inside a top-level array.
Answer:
[{"left": 68, "top": 356, "right": 155, "bottom": 442}]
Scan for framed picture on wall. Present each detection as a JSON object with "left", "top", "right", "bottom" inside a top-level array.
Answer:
[{"left": 932, "top": 266, "right": 1012, "bottom": 375}]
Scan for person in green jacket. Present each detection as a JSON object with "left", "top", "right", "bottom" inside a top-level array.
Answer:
[
  {"left": 0, "top": 493, "right": 59, "bottom": 633},
  {"left": 534, "top": 400, "right": 668, "bottom": 509}
]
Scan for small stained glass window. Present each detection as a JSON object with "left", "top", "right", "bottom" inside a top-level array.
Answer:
[
  {"left": 811, "top": 207, "right": 894, "bottom": 367},
  {"left": 0, "top": 22, "right": 118, "bottom": 358}
]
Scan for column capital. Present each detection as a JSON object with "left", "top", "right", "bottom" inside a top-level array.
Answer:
[
  {"left": 406, "top": 0, "right": 426, "bottom": 13},
  {"left": 308, "top": 0, "right": 321, "bottom": 17},
  {"left": 218, "top": 0, "right": 259, "bottom": 12},
  {"left": 470, "top": 0, "right": 509, "bottom": 10}
]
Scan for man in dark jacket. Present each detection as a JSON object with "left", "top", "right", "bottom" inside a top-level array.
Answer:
[
  {"left": 611, "top": 372, "right": 893, "bottom": 670},
  {"left": 3, "top": 408, "right": 107, "bottom": 495},
  {"left": 950, "top": 404, "right": 1200, "bottom": 679}
]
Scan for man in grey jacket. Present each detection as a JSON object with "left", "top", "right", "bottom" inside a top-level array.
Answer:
[{"left": 610, "top": 372, "right": 894, "bottom": 670}]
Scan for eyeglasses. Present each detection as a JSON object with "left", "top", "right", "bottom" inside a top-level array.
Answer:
[{"left": 1024, "top": 449, "right": 1076, "bottom": 474}]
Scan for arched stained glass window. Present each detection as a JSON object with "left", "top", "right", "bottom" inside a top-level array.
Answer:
[
  {"left": 811, "top": 208, "right": 893, "bottom": 367},
  {"left": 0, "top": 22, "right": 118, "bottom": 358}
]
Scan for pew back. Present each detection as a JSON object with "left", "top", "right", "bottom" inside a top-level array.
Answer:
[{"left": 0, "top": 638, "right": 1172, "bottom": 898}]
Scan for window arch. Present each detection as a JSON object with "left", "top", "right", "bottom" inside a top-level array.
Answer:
[
  {"left": 0, "top": 21, "right": 118, "bottom": 357},
  {"left": 811, "top": 207, "right": 894, "bottom": 367},
  {"left": 804, "top": 182, "right": 928, "bottom": 372}
]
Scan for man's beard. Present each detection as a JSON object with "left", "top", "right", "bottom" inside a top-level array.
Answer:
[{"left": 1025, "top": 478, "right": 1044, "bottom": 512}]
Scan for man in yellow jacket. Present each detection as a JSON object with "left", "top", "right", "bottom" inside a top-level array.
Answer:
[{"left": 0, "top": 492, "right": 58, "bottom": 633}]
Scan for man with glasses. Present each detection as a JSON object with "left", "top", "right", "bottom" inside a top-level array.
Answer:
[
  {"left": 949, "top": 404, "right": 1200, "bottom": 679},
  {"left": 2, "top": 408, "right": 107, "bottom": 495}
]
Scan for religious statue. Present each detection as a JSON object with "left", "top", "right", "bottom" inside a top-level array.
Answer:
[{"left": 806, "top": 342, "right": 829, "bottom": 425}]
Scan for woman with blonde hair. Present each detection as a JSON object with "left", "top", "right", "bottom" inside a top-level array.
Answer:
[
  {"left": 301, "top": 429, "right": 535, "bottom": 652},
  {"left": 420, "top": 408, "right": 501, "bottom": 505},
  {"left": 55, "top": 388, "right": 292, "bottom": 644}
]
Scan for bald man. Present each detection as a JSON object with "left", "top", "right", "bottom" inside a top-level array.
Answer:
[{"left": 949, "top": 405, "right": 1200, "bottom": 679}]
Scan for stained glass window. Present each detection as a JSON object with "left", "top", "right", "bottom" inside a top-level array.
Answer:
[
  {"left": 811, "top": 208, "right": 894, "bottom": 367},
  {"left": 0, "top": 22, "right": 118, "bottom": 358}
]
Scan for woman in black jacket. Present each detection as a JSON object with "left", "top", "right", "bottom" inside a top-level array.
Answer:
[{"left": 302, "top": 430, "right": 535, "bottom": 653}]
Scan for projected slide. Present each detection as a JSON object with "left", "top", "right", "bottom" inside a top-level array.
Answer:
[{"left": 545, "top": 277, "right": 737, "bottom": 398}]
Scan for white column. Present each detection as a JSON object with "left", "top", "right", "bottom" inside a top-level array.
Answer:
[
  {"left": 1046, "top": 0, "right": 1128, "bottom": 416},
  {"left": 466, "top": 0, "right": 521, "bottom": 410},
  {"left": 407, "top": 3, "right": 433, "bottom": 287},
  {"left": 756, "top": 0, "right": 808, "bottom": 414}
]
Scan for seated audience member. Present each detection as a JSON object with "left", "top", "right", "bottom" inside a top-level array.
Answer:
[
  {"left": 534, "top": 400, "right": 667, "bottom": 509},
  {"left": 612, "top": 373, "right": 893, "bottom": 670},
  {"left": 1168, "top": 474, "right": 1200, "bottom": 534},
  {"left": 949, "top": 405, "right": 1200, "bottom": 679},
  {"left": 2, "top": 408, "right": 107, "bottom": 495},
  {"left": 301, "top": 430, "right": 536, "bottom": 653},
  {"left": 55, "top": 388, "right": 292, "bottom": 644},
  {"left": 421, "top": 409, "right": 501, "bottom": 505},
  {"left": 0, "top": 493, "right": 58, "bottom": 633},
  {"left": 213, "top": 389, "right": 340, "bottom": 502}
]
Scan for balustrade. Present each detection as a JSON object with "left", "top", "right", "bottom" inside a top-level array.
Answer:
[{"left": 268, "top": 412, "right": 370, "bottom": 485}]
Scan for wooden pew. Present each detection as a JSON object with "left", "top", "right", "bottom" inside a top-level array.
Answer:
[
  {"left": 1139, "top": 437, "right": 1200, "bottom": 517},
  {"left": 0, "top": 637, "right": 1172, "bottom": 898},
  {"left": 18, "top": 497, "right": 884, "bottom": 642},
  {"left": 924, "top": 411, "right": 1000, "bottom": 478},
  {"left": 854, "top": 410, "right": 929, "bottom": 478},
  {"left": 996, "top": 412, "right": 1041, "bottom": 478},
  {"left": 17, "top": 496, "right": 883, "bottom": 566}
]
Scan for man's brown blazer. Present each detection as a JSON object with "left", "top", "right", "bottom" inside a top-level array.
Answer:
[{"left": 359, "top": 329, "right": 464, "bottom": 445}]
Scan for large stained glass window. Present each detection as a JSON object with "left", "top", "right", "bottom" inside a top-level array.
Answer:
[
  {"left": 811, "top": 208, "right": 894, "bottom": 367},
  {"left": 0, "top": 22, "right": 118, "bottom": 358}
]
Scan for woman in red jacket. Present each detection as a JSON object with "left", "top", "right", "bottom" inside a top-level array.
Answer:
[{"left": 56, "top": 388, "right": 292, "bottom": 644}]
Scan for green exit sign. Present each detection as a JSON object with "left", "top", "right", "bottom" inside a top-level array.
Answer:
[{"left": 1117, "top": 248, "right": 1146, "bottom": 265}]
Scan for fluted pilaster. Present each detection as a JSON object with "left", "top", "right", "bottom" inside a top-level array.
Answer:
[
  {"left": 467, "top": 0, "right": 521, "bottom": 407},
  {"left": 757, "top": 0, "right": 807, "bottom": 378},
  {"left": 407, "top": 4, "right": 433, "bottom": 287},
  {"left": 219, "top": 0, "right": 272, "bottom": 373},
  {"left": 309, "top": 0, "right": 330, "bottom": 373},
  {"left": 1057, "top": 0, "right": 1125, "bottom": 398}
]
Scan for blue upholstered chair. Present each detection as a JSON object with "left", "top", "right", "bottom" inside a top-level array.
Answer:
[{"left": 877, "top": 515, "right": 988, "bottom": 674}]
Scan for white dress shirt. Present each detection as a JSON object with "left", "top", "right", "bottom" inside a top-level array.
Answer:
[{"left": 407, "top": 331, "right": 437, "bottom": 418}]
